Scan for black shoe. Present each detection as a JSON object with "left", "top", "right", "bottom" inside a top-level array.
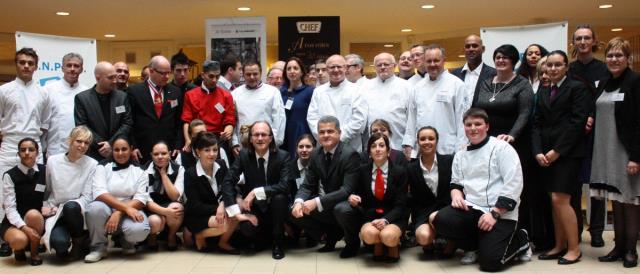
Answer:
[
  {"left": 386, "top": 256, "right": 400, "bottom": 263},
  {"left": 623, "top": 250, "right": 638, "bottom": 268},
  {"left": 538, "top": 249, "right": 566, "bottom": 260},
  {"left": 591, "top": 234, "right": 605, "bottom": 248},
  {"left": 37, "top": 244, "right": 46, "bottom": 253},
  {"left": 305, "top": 237, "right": 318, "bottom": 248},
  {"left": 372, "top": 255, "right": 386, "bottom": 262},
  {"left": 29, "top": 257, "right": 43, "bottom": 266},
  {"left": 218, "top": 246, "right": 241, "bottom": 255},
  {"left": 272, "top": 245, "right": 285, "bottom": 260},
  {"left": 318, "top": 241, "right": 336, "bottom": 253},
  {"left": 0, "top": 243, "right": 12, "bottom": 257},
  {"left": 558, "top": 253, "right": 581, "bottom": 265},
  {"left": 339, "top": 244, "right": 359, "bottom": 259},
  {"left": 598, "top": 248, "right": 622, "bottom": 262},
  {"left": 167, "top": 245, "right": 178, "bottom": 252},
  {"left": 14, "top": 250, "right": 27, "bottom": 262}
]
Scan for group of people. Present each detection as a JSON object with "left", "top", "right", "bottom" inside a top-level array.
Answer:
[{"left": 0, "top": 24, "right": 638, "bottom": 272}]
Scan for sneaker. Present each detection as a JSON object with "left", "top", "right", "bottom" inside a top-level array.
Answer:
[
  {"left": 460, "top": 250, "right": 478, "bottom": 265},
  {"left": 518, "top": 246, "right": 533, "bottom": 261},
  {"left": 515, "top": 229, "right": 531, "bottom": 261},
  {"left": 84, "top": 249, "right": 107, "bottom": 263},
  {"left": 121, "top": 241, "right": 136, "bottom": 255}
]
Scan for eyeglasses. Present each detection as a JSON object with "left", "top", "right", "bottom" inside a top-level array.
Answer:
[
  {"left": 346, "top": 64, "right": 358, "bottom": 69},
  {"left": 152, "top": 68, "right": 171, "bottom": 76},
  {"left": 375, "top": 63, "right": 394, "bottom": 68},
  {"left": 605, "top": 53, "right": 626, "bottom": 60},
  {"left": 327, "top": 65, "right": 345, "bottom": 70},
  {"left": 251, "top": 133, "right": 271, "bottom": 138}
]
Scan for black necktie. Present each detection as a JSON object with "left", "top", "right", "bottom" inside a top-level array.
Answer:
[
  {"left": 27, "top": 168, "right": 35, "bottom": 179},
  {"left": 324, "top": 152, "right": 332, "bottom": 171},
  {"left": 257, "top": 157, "right": 266, "bottom": 186}
]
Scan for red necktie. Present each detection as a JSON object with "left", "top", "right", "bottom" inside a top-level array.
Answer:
[
  {"left": 150, "top": 83, "right": 163, "bottom": 118},
  {"left": 374, "top": 168, "right": 385, "bottom": 214}
]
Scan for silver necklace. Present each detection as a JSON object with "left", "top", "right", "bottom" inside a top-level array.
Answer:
[{"left": 489, "top": 74, "right": 516, "bottom": 102}]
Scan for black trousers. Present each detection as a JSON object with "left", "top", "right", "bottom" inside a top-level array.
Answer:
[
  {"left": 290, "top": 200, "right": 361, "bottom": 245},
  {"left": 50, "top": 202, "right": 85, "bottom": 255},
  {"left": 433, "top": 206, "right": 527, "bottom": 272},
  {"left": 238, "top": 194, "right": 288, "bottom": 246}
]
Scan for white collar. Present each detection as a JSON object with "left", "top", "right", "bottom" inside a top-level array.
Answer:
[
  {"left": 219, "top": 76, "right": 232, "bottom": 89},
  {"left": 371, "top": 160, "right": 389, "bottom": 174},
  {"left": 323, "top": 144, "right": 338, "bottom": 155},
  {"left": 63, "top": 79, "right": 79, "bottom": 88},
  {"left": 17, "top": 162, "right": 38, "bottom": 175},
  {"left": 145, "top": 162, "right": 175, "bottom": 175},
  {"left": 255, "top": 150, "right": 270, "bottom": 162},
  {"left": 297, "top": 158, "right": 308, "bottom": 171},
  {"left": 196, "top": 160, "right": 219, "bottom": 178},
  {"left": 15, "top": 77, "right": 33, "bottom": 87},
  {"left": 376, "top": 75, "right": 395, "bottom": 84},
  {"left": 554, "top": 76, "right": 567, "bottom": 88},
  {"left": 419, "top": 154, "right": 438, "bottom": 172},
  {"left": 329, "top": 79, "right": 346, "bottom": 88},
  {"left": 462, "top": 62, "right": 484, "bottom": 74}
]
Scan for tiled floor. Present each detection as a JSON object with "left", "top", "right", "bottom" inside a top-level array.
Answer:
[{"left": 0, "top": 232, "right": 637, "bottom": 274}]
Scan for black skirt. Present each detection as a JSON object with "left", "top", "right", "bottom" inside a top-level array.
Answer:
[{"left": 542, "top": 156, "right": 583, "bottom": 194}]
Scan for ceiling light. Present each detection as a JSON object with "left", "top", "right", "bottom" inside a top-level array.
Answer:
[
  {"left": 421, "top": 5, "right": 435, "bottom": 9},
  {"left": 384, "top": 44, "right": 394, "bottom": 48},
  {"left": 611, "top": 28, "right": 623, "bottom": 32},
  {"left": 56, "top": 11, "right": 70, "bottom": 16},
  {"left": 237, "top": 7, "right": 251, "bottom": 11},
  {"left": 458, "top": 55, "right": 465, "bottom": 58},
  {"left": 401, "top": 29, "right": 412, "bottom": 32},
  {"left": 104, "top": 34, "right": 116, "bottom": 38},
  {"left": 599, "top": 4, "right": 613, "bottom": 9}
]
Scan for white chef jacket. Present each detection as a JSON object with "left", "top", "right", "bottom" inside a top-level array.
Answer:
[
  {"left": 92, "top": 162, "right": 150, "bottom": 205},
  {"left": 407, "top": 72, "right": 425, "bottom": 86},
  {"left": 44, "top": 154, "right": 97, "bottom": 209},
  {"left": 44, "top": 79, "right": 88, "bottom": 156},
  {"left": 361, "top": 76, "right": 411, "bottom": 150},
  {"left": 307, "top": 79, "right": 368, "bottom": 152},
  {"left": 403, "top": 71, "right": 467, "bottom": 155},
  {"left": 0, "top": 78, "right": 51, "bottom": 139},
  {"left": 231, "top": 83, "right": 286, "bottom": 147}
]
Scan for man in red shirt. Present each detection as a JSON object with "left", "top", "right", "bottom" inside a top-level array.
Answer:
[{"left": 181, "top": 60, "right": 236, "bottom": 152}]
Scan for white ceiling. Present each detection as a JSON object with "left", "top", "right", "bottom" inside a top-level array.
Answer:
[{"left": 1, "top": 0, "right": 639, "bottom": 44}]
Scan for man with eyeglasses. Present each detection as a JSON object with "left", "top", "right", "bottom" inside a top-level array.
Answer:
[
  {"left": 266, "top": 67, "right": 284, "bottom": 89},
  {"left": 360, "top": 52, "right": 411, "bottom": 151},
  {"left": 397, "top": 51, "right": 415, "bottom": 80},
  {"left": 307, "top": 55, "right": 367, "bottom": 152},
  {"left": 127, "top": 55, "right": 184, "bottom": 162},
  {"left": 113, "top": 62, "right": 130, "bottom": 92},
  {"left": 451, "top": 34, "right": 496, "bottom": 110},
  {"left": 181, "top": 60, "right": 236, "bottom": 158},
  {"left": 0, "top": 48, "right": 52, "bottom": 257},
  {"left": 345, "top": 54, "right": 368, "bottom": 86},
  {"left": 407, "top": 44, "right": 428, "bottom": 86},
  {"left": 168, "top": 51, "right": 197, "bottom": 97},
  {"left": 74, "top": 61, "right": 133, "bottom": 161},
  {"left": 231, "top": 61, "right": 286, "bottom": 156},
  {"left": 403, "top": 44, "right": 467, "bottom": 158},
  {"left": 44, "top": 52, "right": 88, "bottom": 157}
]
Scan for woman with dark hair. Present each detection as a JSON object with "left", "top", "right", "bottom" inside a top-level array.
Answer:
[
  {"left": 590, "top": 37, "right": 639, "bottom": 268},
  {"left": 517, "top": 44, "right": 549, "bottom": 91},
  {"left": 532, "top": 50, "right": 590, "bottom": 265},
  {"left": 144, "top": 141, "right": 185, "bottom": 251},
  {"left": 177, "top": 119, "right": 229, "bottom": 169},
  {"left": 408, "top": 126, "right": 454, "bottom": 255},
  {"left": 349, "top": 133, "right": 408, "bottom": 262},
  {"left": 1, "top": 138, "right": 45, "bottom": 265},
  {"left": 366, "top": 119, "right": 408, "bottom": 167},
  {"left": 290, "top": 134, "right": 316, "bottom": 197},
  {"left": 280, "top": 57, "right": 315, "bottom": 157}
]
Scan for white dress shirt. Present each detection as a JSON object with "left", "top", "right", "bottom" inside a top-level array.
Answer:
[
  {"left": 44, "top": 79, "right": 88, "bottom": 156},
  {"left": 196, "top": 160, "right": 222, "bottom": 197},
  {"left": 419, "top": 155, "right": 439, "bottom": 196},
  {"left": 361, "top": 76, "right": 411, "bottom": 150},
  {"left": 217, "top": 76, "right": 233, "bottom": 91},
  {"left": 370, "top": 160, "right": 389, "bottom": 193},
  {"left": 461, "top": 62, "right": 484, "bottom": 109},
  {"left": 231, "top": 83, "right": 286, "bottom": 146},
  {"left": 307, "top": 79, "right": 368, "bottom": 152},
  {"left": 144, "top": 163, "right": 185, "bottom": 202},
  {"left": 2, "top": 163, "right": 41, "bottom": 228},
  {"left": 92, "top": 163, "right": 149, "bottom": 204},
  {"left": 403, "top": 71, "right": 467, "bottom": 155}
]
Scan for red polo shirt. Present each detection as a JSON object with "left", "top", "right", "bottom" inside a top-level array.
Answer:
[{"left": 182, "top": 85, "right": 236, "bottom": 134}]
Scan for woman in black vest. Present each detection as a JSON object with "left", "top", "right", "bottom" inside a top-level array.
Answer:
[
  {"left": 144, "top": 141, "right": 185, "bottom": 251},
  {"left": 0, "top": 138, "right": 45, "bottom": 265}
]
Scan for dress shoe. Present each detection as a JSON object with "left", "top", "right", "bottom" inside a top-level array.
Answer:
[
  {"left": 14, "top": 250, "right": 27, "bottom": 262},
  {"left": 558, "top": 253, "right": 582, "bottom": 265},
  {"left": 386, "top": 255, "right": 400, "bottom": 263},
  {"left": 538, "top": 249, "right": 566, "bottom": 260},
  {"left": 167, "top": 245, "right": 178, "bottom": 252},
  {"left": 623, "top": 250, "right": 638, "bottom": 268},
  {"left": 272, "top": 245, "right": 285, "bottom": 260},
  {"left": 29, "top": 257, "right": 43, "bottom": 266},
  {"left": 339, "top": 244, "right": 359, "bottom": 259},
  {"left": 372, "top": 255, "right": 386, "bottom": 262},
  {"left": 598, "top": 248, "right": 622, "bottom": 262},
  {"left": 0, "top": 243, "right": 12, "bottom": 257},
  {"left": 591, "top": 234, "right": 605, "bottom": 248},
  {"left": 218, "top": 246, "right": 241, "bottom": 255},
  {"left": 317, "top": 241, "right": 336, "bottom": 253}
]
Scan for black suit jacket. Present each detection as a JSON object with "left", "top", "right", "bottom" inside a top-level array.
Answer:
[
  {"left": 593, "top": 68, "right": 640, "bottom": 162},
  {"left": 407, "top": 154, "right": 453, "bottom": 218},
  {"left": 451, "top": 63, "right": 497, "bottom": 92},
  {"left": 127, "top": 82, "right": 183, "bottom": 158},
  {"left": 184, "top": 159, "right": 227, "bottom": 220},
  {"left": 74, "top": 86, "right": 132, "bottom": 160},
  {"left": 354, "top": 161, "right": 408, "bottom": 224},
  {"left": 221, "top": 148, "right": 292, "bottom": 207},
  {"left": 532, "top": 78, "right": 591, "bottom": 158},
  {"left": 295, "top": 142, "right": 360, "bottom": 210}
]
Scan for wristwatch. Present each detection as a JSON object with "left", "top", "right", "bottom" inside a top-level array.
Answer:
[{"left": 490, "top": 209, "right": 501, "bottom": 220}]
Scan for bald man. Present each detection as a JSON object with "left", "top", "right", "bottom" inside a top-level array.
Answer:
[
  {"left": 114, "top": 61, "right": 130, "bottom": 91},
  {"left": 127, "top": 55, "right": 183, "bottom": 161},
  {"left": 451, "top": 34, "right": 496, "bottom": 109},
  {"left": 307, "top": 55, "right": 367, "bottom": 152},
  {"left": 360, "top": 53, "right": 412, "bottom": 151},
  {"left": 74, "top": 61, "right": 133, "bottom": 160}
]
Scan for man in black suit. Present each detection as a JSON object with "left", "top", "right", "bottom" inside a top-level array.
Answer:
[
  {"left": 74, "top": 61, "right": 132, "bottom": 161},
  {"left": 128, "top": 55, "right": 183, "bottom": 162},
  {"left": 291, "top": 115, "right": 361, "bottom": 258},
  {"left": 451, "top": 34, "right": 497, "bottom": 108},
  {"left": 221, "top": 121, "right": 292, "bottom": 259}
]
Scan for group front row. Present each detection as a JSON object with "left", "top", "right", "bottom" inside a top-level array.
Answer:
[{"left": 1, "top": 110, "right": 529, "bottom": 272}]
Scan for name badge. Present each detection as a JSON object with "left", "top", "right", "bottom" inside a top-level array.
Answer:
[
  {"left": 436, "top": 93, "right": 449, "bottom": 102},
  {"left": 115, "top": 105, "right": 126, "bottom": 114},
  {"left": 170, "top": 100, "right": 178, "bottom": 108},
  {"left": 285, "top": 98, "right": 294, "bottom": 110},
  {"left": 215, "top": 103, "right": 225, "bottom": 113},
  {"left": 295, "top": 177, "right": 304, "bottom": 188},
  {"left": 612, "top": 93, "right": 625, "bottom": 102},
  {"left": 35, "top": 184, "right": 46, "bottom": 192}
]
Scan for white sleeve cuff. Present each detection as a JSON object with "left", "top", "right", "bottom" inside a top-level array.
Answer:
[
  {"left": 314, "top": 197, "right": 323, "bottom": 212},
  {"left": 254, "top": 187, "right": 266, "bottom": 200},
  {"left": 294, "top": 198, "right": 304, "bottom": 204},
  {"left": 225, "top": 204, "right": 241, "bottom": 217}
]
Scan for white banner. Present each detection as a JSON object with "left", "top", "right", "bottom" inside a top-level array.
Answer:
[
  {"left": 481, "top": 22, "right": 568, "bottom": 68},
  {"left": 15, "top": 31, "right": 97, "bottom": 87},
  {"left": 205, "top": 17, "right": 267, "bottom": 78}
]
